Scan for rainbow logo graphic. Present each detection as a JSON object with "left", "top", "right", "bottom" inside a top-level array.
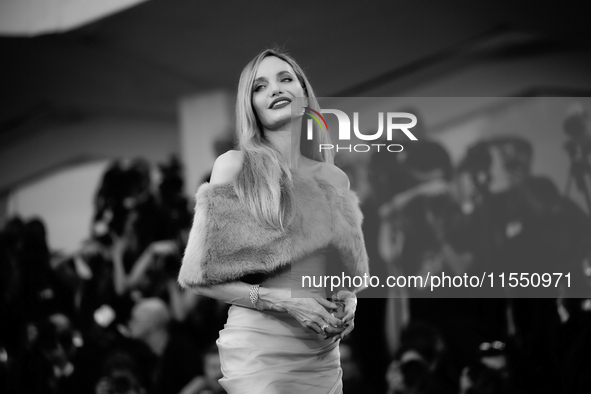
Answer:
[{"left": 303, "top": 107, "right": 328, "bottom": 131}]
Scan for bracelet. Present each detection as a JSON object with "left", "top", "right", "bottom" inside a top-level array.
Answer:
[{"left": 249, "top": 284, "right": 263, "bottom": 311}]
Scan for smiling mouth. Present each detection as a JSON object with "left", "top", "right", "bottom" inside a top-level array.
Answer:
[{"left": 269, "top": 98, "right": 291, "bottom": 109}]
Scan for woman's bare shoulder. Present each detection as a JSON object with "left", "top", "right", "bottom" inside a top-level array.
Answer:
[
  {"left": 324, "top": 163, "right": 350, "bottom": 190},
  {"left": 309, "top": 161, "right": 349, "bottom": 190},
  {"left": 210, "top": 150, "right": 244, "bottom": 185}
]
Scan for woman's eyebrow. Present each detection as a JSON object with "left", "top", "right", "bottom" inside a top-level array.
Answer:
[
  {"left": 254, "top": 70, "right": 293, "bottom": 84},
  {"left": 253, "top": 76, "right": 267, "bottom": 84}
]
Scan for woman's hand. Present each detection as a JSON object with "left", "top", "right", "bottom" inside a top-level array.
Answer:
[
  {"left": 264, "top": 289, "right": 345, "bottom": 337},
  {"left": 332, "top": 290, "right": 357, "bottom": 339}
]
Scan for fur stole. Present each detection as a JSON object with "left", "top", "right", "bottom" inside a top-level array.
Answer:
[{"left": 178, "top": 171, "right": 369, "bottom": 288}]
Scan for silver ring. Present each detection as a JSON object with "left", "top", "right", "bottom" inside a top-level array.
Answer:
[{"left": 320, "top": 323, "right": 329, "bottom": 332}]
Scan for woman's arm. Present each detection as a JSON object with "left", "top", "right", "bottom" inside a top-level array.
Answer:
[
  {"left": 185, "top": 151, "right": 344, "bottom": 336},
  {"left": 323, "top": 163, "right": 359, "bottom": 338},
  {"left": 192, "top": 282, "right": 344, "bottom": 335}
]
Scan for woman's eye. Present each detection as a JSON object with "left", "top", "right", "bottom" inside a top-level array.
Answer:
[
  {"left": 254, "top": 84, "right": 266, "bottom": 92},
  {"left": 281, "top": 77, "right": 293, "bottom": 82}
]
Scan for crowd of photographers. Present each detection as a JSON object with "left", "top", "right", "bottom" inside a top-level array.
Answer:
[
  {"left": 1, "top": 132, "right": 591, "bottom": 394},
  {"left": 1, "top": 157, "right": 228, "bottom": 394},
  {"left": 343, "top": 134, "right": 591, "bottom": 394}
]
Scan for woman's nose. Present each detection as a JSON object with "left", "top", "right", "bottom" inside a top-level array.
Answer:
[{"left": 269, "top": 83, "right": 283, "bottom": 96}]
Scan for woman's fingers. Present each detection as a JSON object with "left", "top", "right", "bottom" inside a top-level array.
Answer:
[
  {"left": 287, "top": 298, "right": 343, "bottom": 333},
  {"left": 316, "top": 297, "right": 338, "bottom": 311},
  {"left": 283, "top": 294, "right": 355, "bottom": 339},
  {"left": 313, "top": 308, "right": 346, "bottom": 337},
  {"left": 309, "top": 307, "right": 341, "bottom": 329},
  {"left": 303, "top": 320, "right": 324, "bottom": 335},
  {"left": 324, "top": 324, "right": 345, "bottom": 338},
  {"left": 306, "top": 319, "right": 339, "bottom": 335},
  {"left": 333, "top": 290, "right": 357, "bottom": 323},
  {"left": 314, "top": 298, "right": 343, "bottom": 327},
  {"left": 342, "top": 299, "right": 356, "bottom": 323},
  {"left": 339, "top": 319, "right": 355, "bottom": 339},
  {"left": 310, "top": 320, "right": 345, "bottom": 337},
  {"left": 334, "top": 293, "right": 356, "bottom": 339},
  {"left": 334, "top": 290, "right": 357, "bottom": 304}
]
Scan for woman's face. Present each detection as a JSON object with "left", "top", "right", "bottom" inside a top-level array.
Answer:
[{"left": 252, "top": 56, "right": 306, "bottom": 131}]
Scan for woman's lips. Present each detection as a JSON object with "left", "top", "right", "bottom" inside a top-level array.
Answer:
[{"left": 269, "top": 98, "right": 291, "bottom": 109}]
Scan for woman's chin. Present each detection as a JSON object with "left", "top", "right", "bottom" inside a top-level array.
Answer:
[{"left": 264, "top": 117, "right": 302, "bottom": 133}]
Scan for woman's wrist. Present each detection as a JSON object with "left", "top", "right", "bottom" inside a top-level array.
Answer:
[
  {"left": 249, "top": 284, "right": 264, "bottom": 310},
  {"left": 258, "top": 287, "right": 288, "bottom": 312}
]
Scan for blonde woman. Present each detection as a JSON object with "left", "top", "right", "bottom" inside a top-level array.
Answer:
[{"left": 178, "top": 49, "right": 369, "bottom": 394}]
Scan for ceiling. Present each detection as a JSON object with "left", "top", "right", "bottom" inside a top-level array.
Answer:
[{"left": 1, "top": 0, "right": 590, "bottom": 134}]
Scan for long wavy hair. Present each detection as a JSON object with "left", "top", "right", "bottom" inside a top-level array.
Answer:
[{"left": 234, "top": 48, "right": 334, "bottom": 230}]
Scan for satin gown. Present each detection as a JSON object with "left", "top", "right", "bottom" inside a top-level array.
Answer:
[{"left": 216, "top": 250, "right": 343, "bottom": 394}]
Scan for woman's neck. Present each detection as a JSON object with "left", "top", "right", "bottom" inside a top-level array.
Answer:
[{"left": 264, "top": 118, "right": 303, "bottom": 168}]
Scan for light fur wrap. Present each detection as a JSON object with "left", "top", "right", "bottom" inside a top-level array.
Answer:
[{"left": 178, "top": 171, "right": 369, "bottom": 289}]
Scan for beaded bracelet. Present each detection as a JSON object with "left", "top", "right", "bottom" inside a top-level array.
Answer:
[{"left": 249, "top": 284, "right": 263, "bottom": 311}]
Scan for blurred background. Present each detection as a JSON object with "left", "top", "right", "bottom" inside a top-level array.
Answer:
[{"left": 1, "top": 1, "right": 591, "bottom": 393}]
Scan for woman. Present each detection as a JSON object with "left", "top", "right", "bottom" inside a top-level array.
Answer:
[{"left": 178, "top": 48, "right": 369, "bottom": 394}]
